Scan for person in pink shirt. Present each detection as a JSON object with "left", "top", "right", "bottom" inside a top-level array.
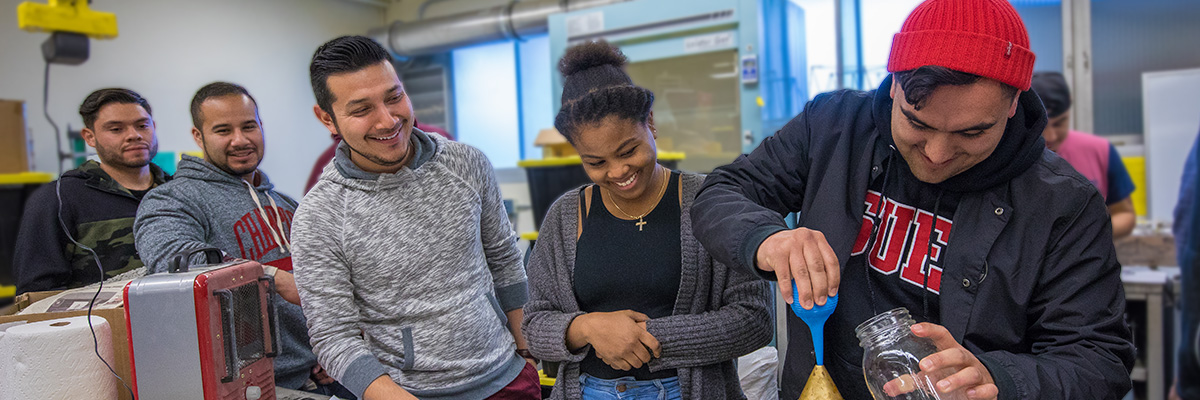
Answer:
[{"left": 1032, "top": 72, "right": 1137, "bottom": 238}]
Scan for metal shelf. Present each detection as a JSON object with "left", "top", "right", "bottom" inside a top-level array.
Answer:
[{"left": 1131, "top": 365, "right": 1146, "bottom": 382}]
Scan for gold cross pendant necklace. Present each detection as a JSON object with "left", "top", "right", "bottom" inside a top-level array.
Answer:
[{"left": 609, "top": 167, "right": 670, "bottom": 232}]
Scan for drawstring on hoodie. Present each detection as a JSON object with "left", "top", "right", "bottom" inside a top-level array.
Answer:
[
  {"left": 921, "top": 191, "right": 943, "bottom": 322},
  {"left": 243, "top": 179, "right": 293, "bottom": 254},
  {"left": 864, "top": 146, "right": 896, "bottom": 316},
  {"left": 866, "top": 145, "right": 943, "bottom": 322}
]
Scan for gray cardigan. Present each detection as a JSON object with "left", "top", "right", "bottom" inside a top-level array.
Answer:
[{"left": 523, "top": 172, "right": 774, "bottom": 399}]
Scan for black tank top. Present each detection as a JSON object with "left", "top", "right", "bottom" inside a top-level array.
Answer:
[{"left": 574, "top": 170, "right": 682, "bottom": 380}]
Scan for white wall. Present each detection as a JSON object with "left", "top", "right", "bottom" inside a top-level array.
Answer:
[
  {"left": 1143, "top": 68, "right": 1200, "bottom": 223},
  {"left": 0, "top": 0, "right": 386, "bottom": 198}
]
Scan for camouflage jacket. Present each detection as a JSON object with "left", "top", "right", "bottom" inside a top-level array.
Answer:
[{"left": 13, "top": 161, "right": 170, "bottom": 294}]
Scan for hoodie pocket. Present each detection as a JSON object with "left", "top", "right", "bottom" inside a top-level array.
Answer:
[
  {"left": 486, "top": 292, "right": 508, "bottom": 326},
  {"left": 370, "top": 327, "right": 416, "bottom": 371},
  {"left": 399, "top": 327, "right": 415, "bottom": 370}
]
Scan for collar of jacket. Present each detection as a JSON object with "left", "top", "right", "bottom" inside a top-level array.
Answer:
[{"left": 73, "top": 160, "right": 171, "bottom": 198}]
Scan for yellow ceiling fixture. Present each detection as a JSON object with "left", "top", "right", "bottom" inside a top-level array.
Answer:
[
  {"left": 17, "top": 0, "right": 118, "bottom": 64},
  {"left": 18, "top": 0, "right": 118, "bottom": 38}
]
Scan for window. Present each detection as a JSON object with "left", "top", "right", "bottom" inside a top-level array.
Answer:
[
  {"left": 852, "top": 0, "right": 1064, "bottom": 90},
  {"left": 517, "top": 35, "right": 553, "bottom": 161},
  {"left": 1090, "top": 0, "right": 1200, "bottom": 135},
  {"left": 452, "top": 41, "right": 520, "bottom": 168},
  {"left": 451, "top": 36, "right": 555, "bottom": 166},
  {"left": 859, "top": 0, "right": 924, "bottom": 90},
  {"left": 791, "top": 0, "right": 837, "bottom": 99},
  {"left": 1012, "top": 0, "right": 1063, "bottom": 73}
]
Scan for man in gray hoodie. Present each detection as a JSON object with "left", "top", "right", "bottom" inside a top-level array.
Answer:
[
  {"left": 134, "top": 82, "right": 351, "bottom": 397},
  {"left": 291, "top": 36, "right": 539, "bottom": 400}
]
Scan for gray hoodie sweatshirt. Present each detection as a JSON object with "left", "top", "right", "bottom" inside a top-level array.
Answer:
[
  {"left": 133, "top": 155, "right": 316, "bottom": 389},
  {"left": 292, "top": 129, "right": 528, "bottom": 399}
]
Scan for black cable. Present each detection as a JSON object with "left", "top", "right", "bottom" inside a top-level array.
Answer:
[
  {"left": 55, "top": 181, "right": 135, "bottom": 399},
  {"left": 43, "top": 61, "right": 64, "bottom": 175},
  {"left": 48, "top": 73, "right": 136, "bottom": 399}
]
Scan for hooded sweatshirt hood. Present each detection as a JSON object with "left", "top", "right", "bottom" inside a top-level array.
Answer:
[
  {"left": 872, "top": 74, "right": 1048, "bottom": 193},
  {"left": 332, "top": 127, "right": 438, "bottom": 184},
  {"left": 65, "top": 159, "right": 171, "bottom": 197},
  {"left": 176, "top": 154, "right": 276, "bottom": 191}
]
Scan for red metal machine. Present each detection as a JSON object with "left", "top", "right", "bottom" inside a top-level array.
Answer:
[{"left": 124, "top": 248, "right": 279, "bottom": 400}]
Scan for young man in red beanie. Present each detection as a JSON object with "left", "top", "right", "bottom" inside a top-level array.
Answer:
[{"left": 691, "top": 0, "right": 1134, "bottom": 399}]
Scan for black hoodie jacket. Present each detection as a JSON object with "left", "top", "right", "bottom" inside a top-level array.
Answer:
[
  {"left": 692, "top": 76, "right": 1134, "bottom": 400},
  {"left": 14, "top": 160, "right": 170, "bottom": 294}
]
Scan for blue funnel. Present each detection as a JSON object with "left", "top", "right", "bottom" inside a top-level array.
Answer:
[{"left": 790, "top": 281, "right": 838, "bottom": 365}]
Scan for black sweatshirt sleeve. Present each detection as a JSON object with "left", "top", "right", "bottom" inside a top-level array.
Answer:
[
  {"left": 691, "top": 102, "right": 815, "bottom": 280},
  {"left": 13, "top": 182, "right": 74, "bottom": 294}
]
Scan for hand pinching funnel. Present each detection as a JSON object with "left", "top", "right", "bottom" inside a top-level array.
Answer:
[{"left": 792, "top": 281, "right": 844, "bottom": 400}]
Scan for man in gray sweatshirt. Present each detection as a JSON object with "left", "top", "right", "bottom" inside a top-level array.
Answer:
[
  {"left": 134, "top": 82, "right": 351, "bottom": 397},
  {"left": 291, "top": 36, "right": 539, "bottom": 400}
]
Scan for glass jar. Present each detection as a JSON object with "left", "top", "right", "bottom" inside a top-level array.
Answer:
[{"left": 855, "top": 308, "right": 966, "bottom": 400}]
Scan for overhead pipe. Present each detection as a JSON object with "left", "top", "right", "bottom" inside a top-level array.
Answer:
[{"left": 368, "top": 0, "right": 630, "bottom": 58}]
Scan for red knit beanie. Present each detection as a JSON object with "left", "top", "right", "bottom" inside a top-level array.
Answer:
[{"left": 887, "top": 0, "right": 1036, "bottom": 91}]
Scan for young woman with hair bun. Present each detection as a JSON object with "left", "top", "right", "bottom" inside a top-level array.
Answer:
[{"left": 522, "top": 40, "right": 773, "bottom": 400}]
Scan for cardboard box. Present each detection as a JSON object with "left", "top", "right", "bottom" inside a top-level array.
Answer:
[
  {"left": 0, "top": 290, "right": 134, "bottom": 400},
  {"left": 1115, "top": 233, "right": 1177, "bottom": 267},
  {"left": 533, "top": 127, "right": 577, "bottom": 158},
  {"left": 0, "top": 100, "right": 31, "bottom": 174}
]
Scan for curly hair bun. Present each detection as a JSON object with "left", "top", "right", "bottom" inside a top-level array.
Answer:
[
  {"left": 558, "top": 40, "right": 628, "bottom": 77},
  {"left": 554, "top": 40, "right": 653, "bottom": 142}
]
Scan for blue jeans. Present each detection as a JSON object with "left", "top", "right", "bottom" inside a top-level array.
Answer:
[{"left": 579, "top": 374, "right": 682, "bottom": 400}]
